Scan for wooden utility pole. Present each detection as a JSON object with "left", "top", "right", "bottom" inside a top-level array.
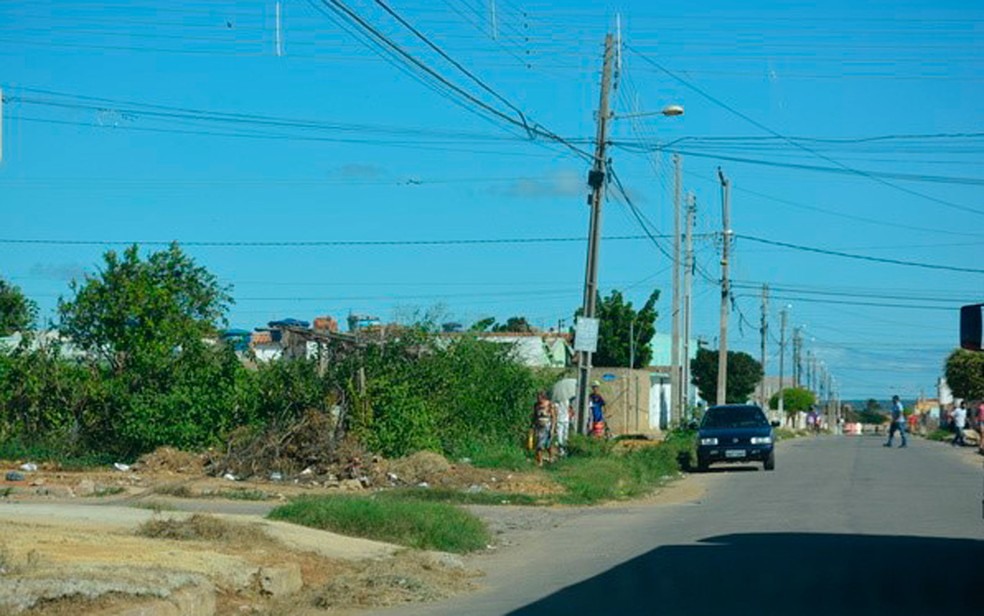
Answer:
[
  {"left": 681, "top": 193, "right": 696, "bottom": 419},
  {"left": 575, "top": 34, "right": 615, "bottom": 435},
  {"left": 760, "top": 284, "right": 769, "bottom": 408},
  {"left": 715, "top": 168, "right": 731, "bottom": 406},
  {"left": 670, "top": 154, "right": 683, "bottom": 423}
]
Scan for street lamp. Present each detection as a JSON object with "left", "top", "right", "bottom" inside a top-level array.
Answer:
[{"left": 612, "top": 104, "right": 685, "bottom": 120}]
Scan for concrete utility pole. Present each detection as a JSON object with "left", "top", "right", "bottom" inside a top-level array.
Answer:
[
  {"left": 792, "top": 327, "right": 802, "bottom": 388},
  {"left": 575, "top": 33, "right": 615, "bottom": 435},
  {"left": 806, "top": 349, "right": 813, "bottom": 393},
  {"left": 760, "top": 284, "right": 769, "bottom": 407},
  {"left": 715, "top": 168, "right": 731, "bottom": 406},
  {"left": 778, "top": 306, "right": 788, "bottom": 419},
  {"left": 670, "top": 154, "right": 683, "bottom": 424},
  {"left": 682, "top": 193, "right": 696, "bottom": 419}
]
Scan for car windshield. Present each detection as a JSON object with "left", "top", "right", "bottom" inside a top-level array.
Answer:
[{"left": 702, "top": 407, "right": 768, "bottom": 429}]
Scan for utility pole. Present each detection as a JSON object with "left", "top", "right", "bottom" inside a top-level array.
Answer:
[
  {"left": 778, "top": 306, "right": 788, "bottom": 420},
  {"left": 575, "top": 34, "right": 615, "bottom": 435},
  {"left": 806, "top": 349, "right": 813, "bottom": 393},
  {"left": 670, "top": 154, "right": 683, "bottom": 424},
  {"left": 760, "top": 284, "right": 769, "bottom": 408},
  {"left": 682, "top": 193, "right": 696, "bottom": 419},
  {"left": 792, "top": 327, "right": 802, "bottom": 388},
  {"left": 716, "top": 168, "right": 731, "bottom": 406}
]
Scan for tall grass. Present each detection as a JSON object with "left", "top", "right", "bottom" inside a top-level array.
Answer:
[
  {"left": 268, "top": 495, "right": 490, "bottom": 553},
  {"left": 549, "top": 432, "right": 693, "bottom": 504}
]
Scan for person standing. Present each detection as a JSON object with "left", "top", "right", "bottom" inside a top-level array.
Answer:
[
  {"left": 951, "top": 400, "right": 967, "bottom": 447},
  {"left": 550, "top": 377, "right": 577, "bottom": 457},
  {"left": 589, "top": 381, "right": 607, "bottom": 438},
  {"left": 884, "top": 395, "right": 907, "bottom": 448},
  {"left": 977, "top": 402, "right": 984, "bottom": 454},
  {"left": 531, "top": 391, "right": 556, "bottom": 466}
]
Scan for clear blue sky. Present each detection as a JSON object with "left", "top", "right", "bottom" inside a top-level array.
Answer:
[{"left": 1, "top": 0, "right": 981, "bottom": 400}]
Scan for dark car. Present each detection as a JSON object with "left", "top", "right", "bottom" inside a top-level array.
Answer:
[{"left": 695, "top": 404, "right": 779, "bottom": 472}]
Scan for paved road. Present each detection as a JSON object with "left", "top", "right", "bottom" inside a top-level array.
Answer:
[{"left": 377, "top": 436, "right": 983, "bottom": 616}]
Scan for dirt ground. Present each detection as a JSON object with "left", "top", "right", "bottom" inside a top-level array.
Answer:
[
  {"left": 0, "top": 445, "right": 685, "bottom": 615},
  {"left": 0, "top": 447, "right": 565, "bottom": 615}
]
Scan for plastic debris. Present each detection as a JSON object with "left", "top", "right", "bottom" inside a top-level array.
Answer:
[
  {"left": 223, "top": 473, "right": 237, "bottom": 481},
  {"left": 269, "top": 472, "right": 283, "bottom": 481},
  {"left": 19, "top": 463, "right": 37, "bottom": 472},
  {"left": 416, "top": 481, "right": 430, "bottom": 489},
  {"left": 112, "top": 463, "right": 130, "bottom": 472},
  {"left": 5, "top": 471, "right": 25, "bottom": 482}
]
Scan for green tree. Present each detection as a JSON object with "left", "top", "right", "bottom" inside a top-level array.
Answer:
[
  {"left": 690, "top": 347, "right": 763, "bottom": 404},
  {"left": 577, "top": 289, "right": 659, "bottom": 368},
  {"left": 469, "top": 317, "right": 497, "bottom": 332},
  {"left": 492, "top": 316, "right": 534, "bottom": 333},
  {"left": 865, "top": 398, "right": 882, "bottom": 413},
  {"left": 0, "top": 277, "right": 37, "bottom": 336},
  {"left": 944, "top": 348, "right": 984, "bottom": 400},
  {"left": 58, "top": 243, "right": 232, "bottom": 372},
  {"left": 56, "top": 244, "right": 240, "bottom": 457},
  {"left": 769, "top": 387, "right": 816, "bottom": 417}
]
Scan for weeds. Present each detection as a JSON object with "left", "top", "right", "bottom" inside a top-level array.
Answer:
[
  {"left": 86, "top": 486, "right": 125, "bottom": 498},
  {"left": 269, "top": 495, "right": 490, "bottom": 553},
  {"left": 378, "top": 487, "right": 541, "bottom": 506},
  {"left": 451, "top": 441, "right": 529, "bottom": 471},
  {"left": 213, "top": 488, "right": 270, "bottom": 501},
  {"left": 137, "top": 513, "right": 269, "bottom": 543},
  {"left": 548, "top": 431, "right": 692, "bottom": 504},
  {"left": 150, "top": 483, "right": 195, "bottom": 498}
]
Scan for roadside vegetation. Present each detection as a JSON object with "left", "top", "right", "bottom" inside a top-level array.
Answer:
[
  {"left": 268, "top": 495, "right": 490, "bottom": 554},
  {"left": 2, "top": 245, "right": 703, "bottom": 558}
]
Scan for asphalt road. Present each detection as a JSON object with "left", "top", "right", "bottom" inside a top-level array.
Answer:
[{"left": 376, "top": 436, "right": 983, "bottom": 616}]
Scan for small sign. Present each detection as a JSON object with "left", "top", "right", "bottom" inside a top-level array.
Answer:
[
  {"left": 574, "top": 316, "right": 599, "bottom": 352},
  {"left": 602, "top": 373, "right": 617, "bottom": 382}
]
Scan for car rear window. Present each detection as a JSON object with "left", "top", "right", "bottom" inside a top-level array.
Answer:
[{"left": 702, "top": 407, "right": 767, "bottom": 429}]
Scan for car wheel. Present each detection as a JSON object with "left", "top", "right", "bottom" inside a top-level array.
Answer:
[
  {"left": 763, "top": 452, "right": 775, "bottom": 471},
  {"left": 696, "top": 457, "right": 709, "bottom": 472}
]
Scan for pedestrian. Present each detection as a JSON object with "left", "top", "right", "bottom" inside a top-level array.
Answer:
[
  {"left": 951, "top": 400, "right": 967, "bottom": 447},
  {"left": 977, "top": 402, "right": 984, "bottom": 454},
  {"left": 589, "top": 381, "right": 607, "bottom": 438},
  {"left": 550, "top": 377, "right": 577, "bottom": 457},
  {"left": 906, "top": 410, "right": 919, "bottom": 436},
  {"left": 531, "top": 391, "right": 556, "bottom": 466},
  {"left": 883, "top": 395, "right": 907, "bottom": 448}
]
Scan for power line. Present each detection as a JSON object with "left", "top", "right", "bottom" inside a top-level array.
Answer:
[
  {"left": 0, "top": 234, "right": 691, "bottom": 248},
  {"left": 625, "top": 45, "right": 984, "bottom": 217},
  {"left": 734, "top": 293, "right": 954, "bottom": 311},
  {"left": 615, "top": 145, "right": 984, "bottom": 187},
  {"left": 307, "top": 0, "right": 592, "bottom": 161},
  {"left": 736, "top": 234, "right": 984, "bottom": 275}
]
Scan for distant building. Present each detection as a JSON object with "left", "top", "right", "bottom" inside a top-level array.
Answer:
[{"left": 472, "top": 332, "right": 572, "bottom": 368}]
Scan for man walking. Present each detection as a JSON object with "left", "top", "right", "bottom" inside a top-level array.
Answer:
[
  {"left": 951, "top": 400, "right": 967, "bottom": 447},
  {"left": 884, "top": 395, "right": 907, "bottom": 448}
]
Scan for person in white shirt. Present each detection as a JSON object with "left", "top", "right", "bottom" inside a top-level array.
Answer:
[{"left": 951, "top": 400, "right": 968, "bottom": 447}]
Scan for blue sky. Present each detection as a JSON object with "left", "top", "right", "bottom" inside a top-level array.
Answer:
[{"left": 1, "top": 0, "right": 981, "bottom": 400}]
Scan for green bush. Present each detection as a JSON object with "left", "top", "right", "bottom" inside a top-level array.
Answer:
[{"left": 268, "top": 494, "right": 490, "bottom": 553}]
